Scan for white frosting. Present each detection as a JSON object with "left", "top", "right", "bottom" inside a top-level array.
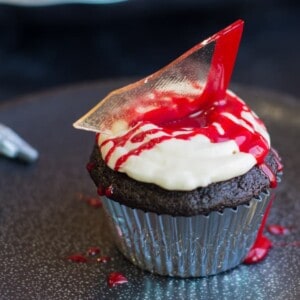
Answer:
[
  {"left": 97, "top": 91, "right": 270, "bottom": 191},
  {"left": 98, "top": 123, "right": 257, "bottom": 191}
]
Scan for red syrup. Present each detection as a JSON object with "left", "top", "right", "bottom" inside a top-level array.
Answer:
[
  {"left": 107, "top": 272, "right": 128, "bottom": 288},
  {"left": 97, "top": 185, "right": 113, "bottom": 198},
  {"left": 243, "top": 195, "right": 274, "bottom": 265},
  {"left": 67, "top": 254, "right": 88, "bottom": 263},
  {"left": 260, "top": 163, "right": 277, "bottom": 188},
  {"left": 96, "top": 21, "right": 279, "bottom": 185},
  {"left": 267, "top": 224, "right": 290, "bottom": 236},
  {"left": 105, "top": 185, "right": 113, "bottom": 197},
  {"left": 243, "top": 235, "right": 272, "bottom": 265},
  {"left": 97, "top": 22, "right": 265, "bottom": 173},
  {"left": 100, "top": 91, "right": 270, "bottom": 171}
]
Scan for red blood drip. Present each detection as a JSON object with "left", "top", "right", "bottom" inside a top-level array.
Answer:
[
  {"left": 86, "top": 162, "right": 96, "bottom": 172},
  {"left": 67, "top": 254, "right": 88, "bottom": 263},
  {"left": 243, "top": 234, "right": 272, "bottom": 264},
  {"left": 107, "top": 272, "right": 128, "bottom": 288},
  {"left": 105, "top": 185, "right": 113, "bottom": 197},
  {"left": 87, "top": 247, "right": 101, "bottom": 256},
  {"left": 97, "top": 186, "right": 105, "bottom": 196},
  {"left": 243, "top": 194, "right": 274, "bottom": 264},
  {"left": 86, "top": 197, "right": 102, "bottom": 208},
  {"left": 99, "top": 21, "right": 273, "bottom": 173},
  {"left": 260, "top": 163, "right": 277, "bottom": 188},
  {"left": 97, "top": 256, "right": 111, "bottom": 263},
  {"left": 267, "top": 224, "right": 290, "bottom": 236},
  {"left": 100, "top": 91, "right": 270, "bottom": 171}
]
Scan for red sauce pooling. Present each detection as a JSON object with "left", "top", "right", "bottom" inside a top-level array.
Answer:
[
  {"left": 67, "top": 254, "right": 88, "bottom": 263},
  {"left": 267, "top": 224, "right": 290, "bottom": 236},
  {"left": 107, "top": 272, "right": 128, "bottom": 288},
  {"left": 243, "top": 235, "right": 272, "bottom": 264}
]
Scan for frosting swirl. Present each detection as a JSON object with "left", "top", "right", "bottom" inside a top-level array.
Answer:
[{"left": 97, "top": 89, "right": 270, "bottom": 191}]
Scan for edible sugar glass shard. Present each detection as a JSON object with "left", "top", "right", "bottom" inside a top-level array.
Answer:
[{"left": 73, "top": 20, "right": 244, "bottom": 134}]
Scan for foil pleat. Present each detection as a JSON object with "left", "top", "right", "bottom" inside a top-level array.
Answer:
[{"left": 102, "top": 190, "right": 270, "bottom": 277}]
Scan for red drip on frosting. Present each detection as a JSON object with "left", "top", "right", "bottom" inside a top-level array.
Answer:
[
  {"left": 100, "top": 91, "right": 270, "bottom": 173},
  {"left": 258, "top": 148, "right": 283, "bottom": 188},
  {"left": 95, "top": 20, "right": 281, "bottom": 187},
  {"left": 107, "top": 272, "right": 128, "bottom": 288}
]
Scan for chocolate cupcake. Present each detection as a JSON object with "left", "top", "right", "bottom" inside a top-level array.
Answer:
[
  {"left": 74, "top": 20, "right": 282, "bottom": 277},
  {"left": 86, "top": 89, "right": 282, "bottom": 277}
]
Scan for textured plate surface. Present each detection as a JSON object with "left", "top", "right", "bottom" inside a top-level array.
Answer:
[{"left": 0, "top": 80, "right": 299, "bottom": 299}]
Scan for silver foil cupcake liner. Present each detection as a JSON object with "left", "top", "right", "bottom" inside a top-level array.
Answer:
[{"left": 101, "top": 189, "right": 271, "bottom": 277}]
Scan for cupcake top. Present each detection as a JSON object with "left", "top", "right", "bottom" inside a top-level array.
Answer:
[
  {"left": 75, "top": 20, "right": 283, "bottom": 215},
  {"left": 97, "top": 88, "right": 270, "bottom": 191}
]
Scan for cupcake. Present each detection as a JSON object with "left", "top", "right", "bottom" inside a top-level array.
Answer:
[{"left": 74, "top": 20, "right": 282, "bottom": 277}]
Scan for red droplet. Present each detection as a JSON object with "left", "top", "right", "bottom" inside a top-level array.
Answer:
[
  {"left": 87, "top": 247, "right": 101, "bottom": 256},
  {"left": 97, "top": 186, "right": 105, "bottom": 196},
  {"left": 267, "top": 224, "right": 290, "bottom": 236},
  {"left": 243, "top": 235, "right": 272, "bottom": 264},
  {"left": 86, "top": 197, "right": 102, "bottom": 208},
  {"left": 67, "top": 254, "right": 88, "bottom": 263},
  {"left": 107, "top": 272, "right": 128, "bottom": 288},
  {"left": 97, "top": 256, "right": 111, "bottom": 263},
  {"left": 86, "top": 162, "right": 96, "bottom": 172},
  {"left": 105, "top": 185, "right": 113, "bottom": 197}
]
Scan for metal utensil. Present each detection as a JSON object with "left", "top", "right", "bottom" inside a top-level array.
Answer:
[{"left": 0, "top": 123, "right": 38, "bottom": 163}]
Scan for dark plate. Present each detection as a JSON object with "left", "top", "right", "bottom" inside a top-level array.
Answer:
[{"left": 0, "top": 80, "right": 299, "bottom": 300}]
